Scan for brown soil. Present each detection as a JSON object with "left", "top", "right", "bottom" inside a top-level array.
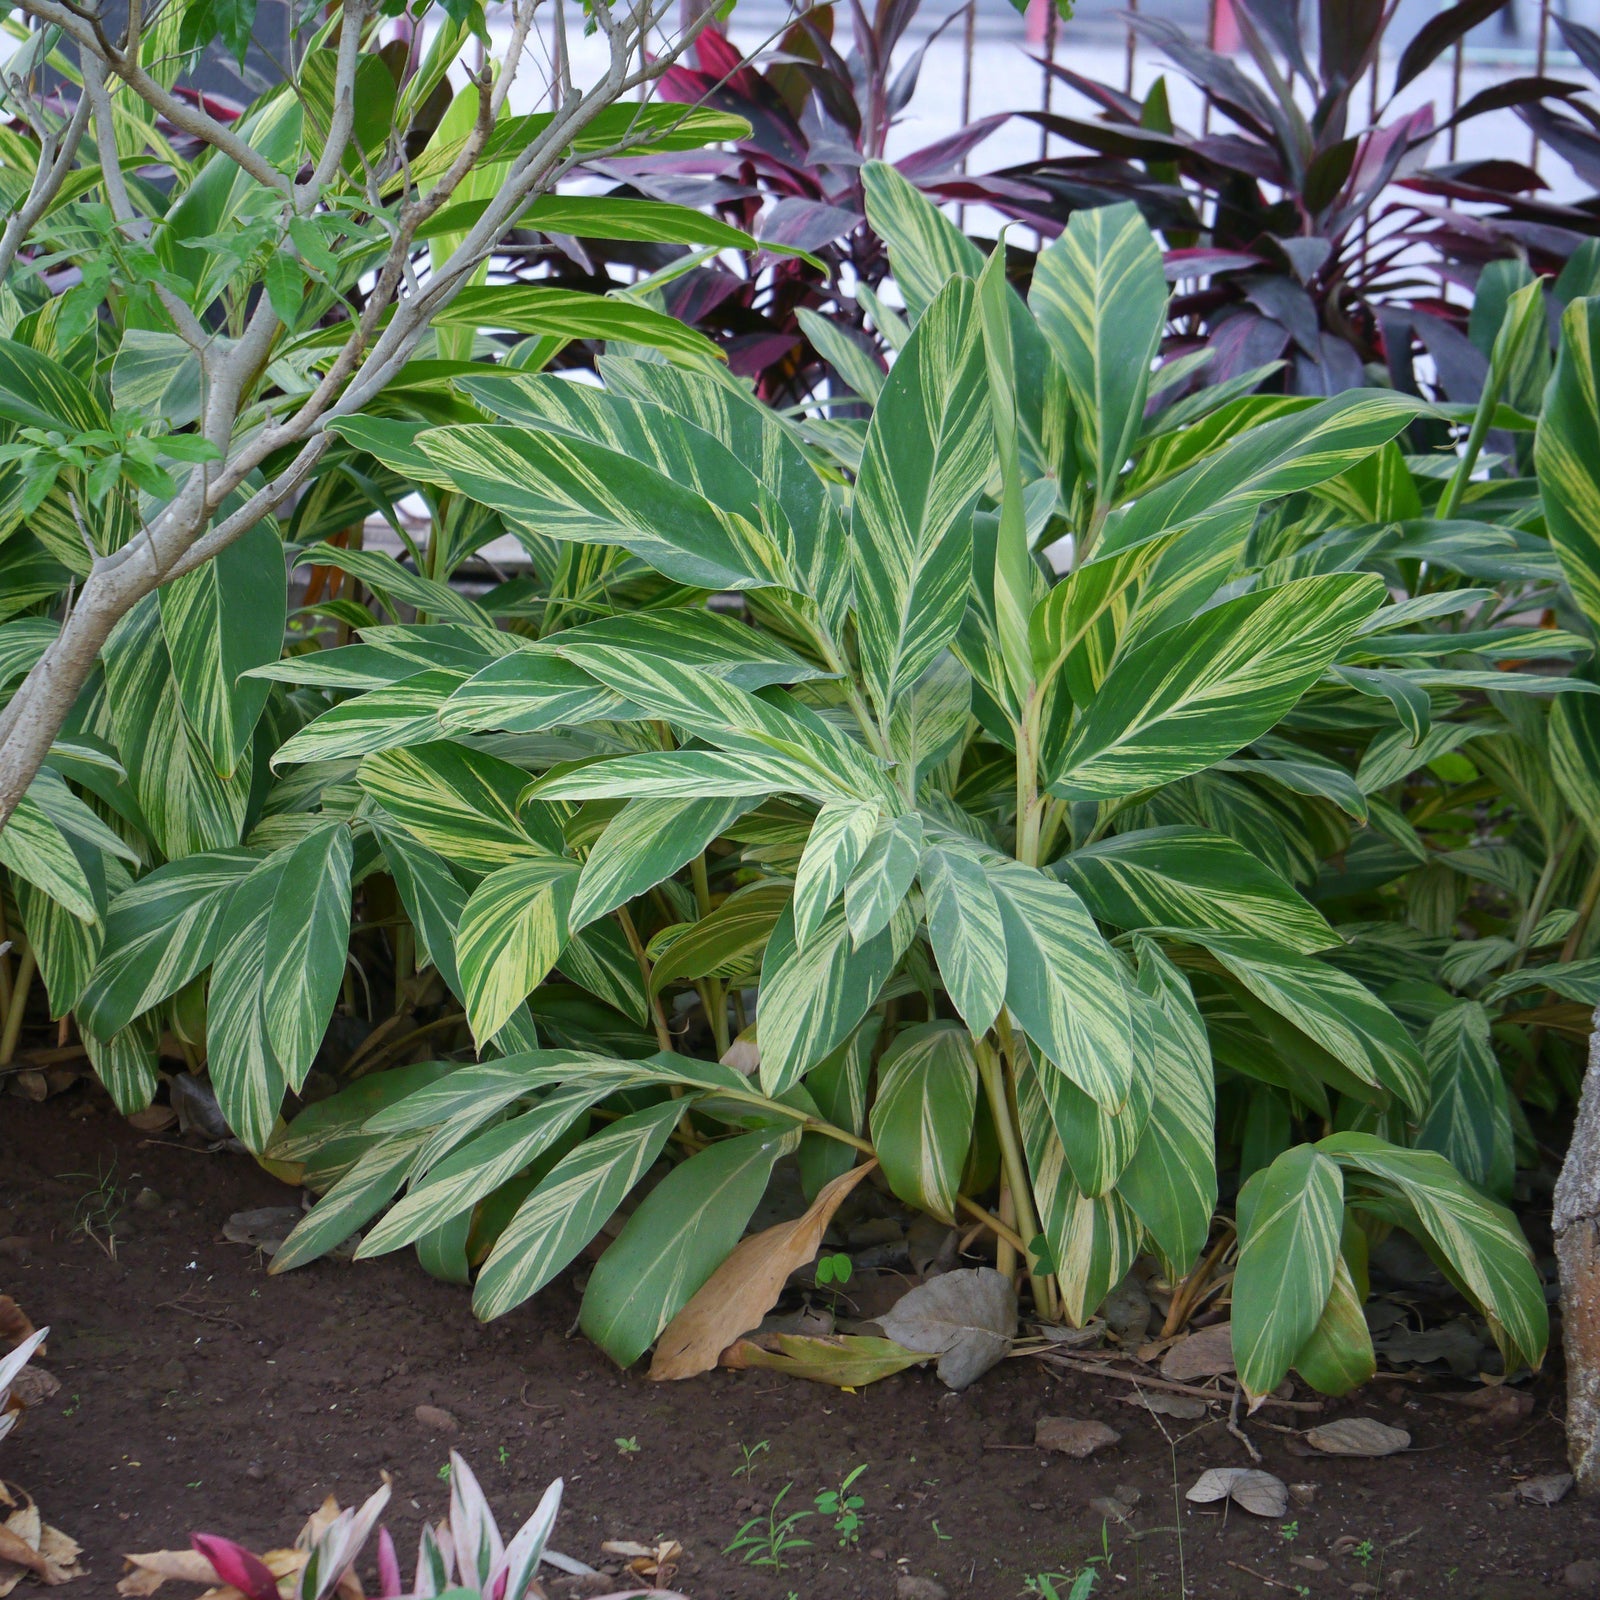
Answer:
[{"left": 2, "top": 1088, "right": 1598, "bottom": 1600}]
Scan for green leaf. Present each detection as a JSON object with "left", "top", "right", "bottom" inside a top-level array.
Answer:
[
  {"left": 1050, "top": 573, "right": 1386, "bottom": 800},
  {"left": 457, "top": 857, "right": 580, "bottom": 1044},
  {"left": 571, "top": 796, "right": 750, "bottom": 931},
  {"left": 758, "top": 897, "right": 908, "bottom": 1097},
  {"left": 1184, "top": 932, "right": 1428, "bottom": 1113},
  {"left": 1538, "top": 297, "right": 1600, "bottom": 633},
  {"left": 270, "top": 1133, "right": 429, "bottom": 1274},
  {"left": 533, "top": 748, "right": 841, "bottom": 804},
  {"left": 103, "top": 597, "right": 252, "bottom": 859},
  {"left": 261, "top": 822, "right": 354, "bottom": 1090},
  {"left": 1417, "top": 1002, "right": 1514, "bottom": 1200},
  {"left": 77, "top": 849, "right": 258, "bottom": 1040},
  {"left": 357, "top": 1082, "right": 614, "bottom": 1257},
  {"left": 851, "top": 274, "right": 991, "bottom": 720},
  {"left": 472, "top": 1098, "right": 687, "bottom": 1321},
  {"left": 1031, "top": 201, "right": 1167, "bottom": 512},
  {"left": 1018, "top": 1056, "right": 1142, "bottom": 1326},
  {"left": 1550, "top": 691, "right": 1600, "bottom": 843},
  {"left": 417, "top": 422, "right": 792, "bottom": 595},
  {"left": 988, "top": 856, "right": 1133, "bottom": 1112},
  {"left": 0, "top": 792, "right": 97, "bottom": 921},
  {"left": 794, "top": 801, "right": 880, "bottom": 950},
  {"left": 868, "top": 1023, "right": 978, "bottom": 1223},
  {"left": 1318, "top": 1132, "right": 1547, "bottom": 1374},
  {"left": 649, "top": 882, "right": 791, "bottom": 996},
  {"left": 1292, "top": 1251, "right": 1376, "bottom": 1396},
  {"left": 1117, "top": 942, "right": 1217, "bottom": 1276},
  {"left": 859, "top": 159, "right": 983, "bottom": 319},
  {"left": 207, "top": 854, "right": 291, "bottom": 1151},
  {"left": 580, "top": 1127, "right": 794, "bottom": 1367},
  {"left": 159, "top": 523, "right": 284, "bottom": 778},
  {"left": 919, "top": 835, "right": 1007, "bottom": 1036},
  {"left": 844, "top": 812, "right": 922, "bottom": 946},
  {"left": 83, "top": 1012, "right": 162, "bottom": 1116},
  {"left": 1056, "top": 826, "right": 1335, "bottom": 953},
  {"left": 1232, "top": 1145, "right": 1344, "bottom": 1400},
  {"left": 359, "top": 741, "right": 564, "bottom": 869},
  {"left": 273, "top": 670, "right": 467, "bottom": 765}
]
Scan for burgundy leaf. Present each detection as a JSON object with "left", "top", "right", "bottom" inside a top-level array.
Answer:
[{"left": 191, "top": 1535, "right": 281, "bottom": 1600}]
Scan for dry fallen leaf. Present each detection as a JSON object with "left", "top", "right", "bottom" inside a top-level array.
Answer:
[
  {"left": 1120, "top": 1391, "right": 1209, "bottom": 1421},
  {"left": 651, "top": 1161, "right": 876, "bottom": 1381},
  {"left": 1303, "top": 1417, "right": 1410, "bottom": 1457},
  {"left": 878, "top": 1267, "right": 1017, "bottom": 1390},
  {"left": 1517, "top": 1472, "right": 1573, "bottom": 1506},
  {"left": 117, "top": 1545, "right": 305, "bottom": 1598},
  {"left": 0, "top": 1302, "right": 35, "bottom": 1355},
  {"left": 720, "top": 1332, "right": 927, "bottom": 1388},
  {"left": 0, "top": 1489, "right": 83, "bottom": 1594},
  {"left": 1035, "top": 1417, "right": 1120, "bottom": 1458},
  {"left": 1160, "top": 1322, "right": 1234, "bottom": 1382},
  {"left": 221, "top": 1207, "right": 302, "bottom": 1255},
  {"left": 1186, "top": 1467, "right": 1288, "bottom": 1518}
]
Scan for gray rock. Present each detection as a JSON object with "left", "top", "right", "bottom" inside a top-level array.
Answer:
[
  {"left": 1036, "top": 1416, "right": 1120, "bottom": 1458},
  {"left": 1101, "top": 1274, "right": 1152, "bottom": 1340},
  {"left": 1564, "top": 1559, "right": 1600, "bottom": 1593},
  {"left": 895, "top": 1579, "right": 949, "bottom": 1600}
]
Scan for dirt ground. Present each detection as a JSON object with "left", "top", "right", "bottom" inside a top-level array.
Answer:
[{"left": 3, "top": 1087, "right": 1599, "bottom": 1600}]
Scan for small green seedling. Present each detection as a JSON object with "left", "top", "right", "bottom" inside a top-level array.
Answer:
[
  {"left": 1353, "top": 1539, "right": 1375, "bottom": 1569},
  {"left": 732, "top": 1440, "right": 770, "bottom": 1479},
  {"left": 615, "top": 1436, "right": 640, "bottom": 1456},
  {"left": 1280, "top": 1520, "right": 1299, "bottom": 1542},
  {"left": 437, "top": 1463, "right": 451, "bottom": 1482},
  {"left": 725, "top": 1482, "right": 812, "bottom": 1572},
  {"left": 815, "top": 1251, "right": 853, "bottom": 1286},
  {"left": 932, "top": 1518, "right": 952, "bottom": 1542},
  {"left": 498, "top": 1444, "right": 510, "bottom": 1467},
  {"left": 816, "top": 1463, "right": 867, "bottom": 1546}
]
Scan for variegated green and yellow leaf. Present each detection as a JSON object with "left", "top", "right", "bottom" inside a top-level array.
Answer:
[
  {"left": 270, "top": 1131, "right": 431, "bottom": 1274},
  {"left": 1536, "top": 296, "right": 1600, "bottom": 632},
  {"left": 472, "top": 1098, "right": 688, "bottom": 1321},
  {"left": 457, "top": 856, "right": 580, "bottom": 1045},
  {"left": 919, "top": 834, "right": 1007, "bottom": 1036},
  {"left": 1417, "top": 1002, "right": 1515, "bottom": 1200},
  {"left": 1050, "top": 574, "right": 1386, "bottom": 800},
  {"left": 1319, "top": 1132, "right": 1547, "bottom": 1375},
  {"left": 1030, "top": 201, "right": 1167, "bottom": 511},
  {"left": 648, "top": 881, "right": 791, "bottom": 995},
  {"left": 987, "top": 855, "right": 1133, "bottom": 1112},
  {"left": 359, "top": 741, "right": 564, "bottom": 869},
  {"left": 261, "top": 821, "right": 354, "bottom": 1091},
  {"left": 844, "top": 811, "right": 922, "bottom": 947},
  {"left": 1232, "top": 1145, "right": 1345, "bottom": 1399},
  {"left": 0, "top": 792, "right": 97, "bottom": 921},
  {"left": 860, "top": 159, "right": 983, "bottom": 318},
  {"left": 758, "top": 896, "right": 910, "bottom": 1097},
  {"left": 77, "top": 849, "right": 258, "bottom": 1040},
  {"left": 1056, "top": 826, "right": 1335, "bottom": 953},
  {"left": 852, "top": 274, "right": 991, "bottom": 720},
  {"left": 273, "top": 670, "right": 466, "bottom": 765},
  {"left": 794, "top": 801, "right": 880, "bottom": 950},
  {"left": 868, "top": 1022, "right": 977, "bottom": 1223},
  {"left": 1292, "top": 1251, "right": 1376, "bottom": 1397},
  {"left": 82, "top": 1011, "right": 162, "bottom": 1116}
]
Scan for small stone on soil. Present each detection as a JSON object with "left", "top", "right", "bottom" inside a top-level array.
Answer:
[
  {"left": 894, "top": 1578, "right": 949, "bottom": 1600},
  {"left": 1563, "top": 1558, "right": 1600, "bottom": 1592},
  {"left": 414, "top": 1403, "right": 460, "bottom": 1435}
]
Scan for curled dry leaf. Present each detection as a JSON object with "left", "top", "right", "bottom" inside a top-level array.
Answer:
[
  {"left": 221, "top": 1207, "right": 303, "bottom": 1254},
  {"left": 1186, "top": 1467, "right": 1289, "bottom": 1518},
  {"left": 650, "top": 1161, "right": 877, "bottom": 1381},
  {"left": 1303, "top": 1416, "right": 1411, "bottom": 1457},
  {"left": 1516, "top": 1472, "right": 1574, "bottom": 1506},
  {"left": 0, "top": 1488, "right": 83, "bottom": 1595},
  {"left": 117, "top": 1544, "right": 305, "bottom": 1598},
  {"left": 1159, "top": 1322, "right": 1234, "bottom": 1382},
  {"left": 878, "top": 1266, "right": 1017, "bottom": 1391},
  {"left": 721, "top": 1331, "right": 928, "bottom": 1387}
]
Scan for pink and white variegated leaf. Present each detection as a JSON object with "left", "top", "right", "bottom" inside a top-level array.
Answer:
[
  {"left": 493, "top": 1477, "right": 563, "bottom": 1600},
  {"left": 448, "top": 1452, "right": 505, "bottom": 1591}
]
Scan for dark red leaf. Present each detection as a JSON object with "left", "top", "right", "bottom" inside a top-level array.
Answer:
[{"left": 191, "top": 1535, "right": 280, "bottom": 1600}]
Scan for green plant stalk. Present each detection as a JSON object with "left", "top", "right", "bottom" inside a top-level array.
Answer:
[
  {"left": 0, "top": 945, "right": 34, "bottom": 1066},
  {"left": 1509, "top": 818, "right": 1580, "bottom": 972},
  {"left": 691, "top": 853, "right": 730, "bottom": 1057},
  {"left": 977, "top": 1031, "right": 1054, "bottom": 1319},
  {"left": 1436, "top": 379, "right": 1503, "bottom": 523},
  {"left": 1015, "top": 690, "right": 1044, "bottom": 869},
  {"left": 617, "top": 905, "right": 675, "bottom": 1055}
]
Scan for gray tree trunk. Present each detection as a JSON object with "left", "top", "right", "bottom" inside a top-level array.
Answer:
[{"left": 1555, "top": 1009, "right": 1600, "bottom": 1490}]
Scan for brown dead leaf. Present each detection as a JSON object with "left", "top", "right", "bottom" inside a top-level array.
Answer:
[
  {"left": 1516, "top": 1472, "right": 1573, "bottom": 1506},
  {"left": 650, "top": 1161, "right": 877, "bottom": 1380},
  {"left": 1035, "top": 1417, "right": 1120, "bottom": 1458},
  {"left": 1303, "top": 1417, "right": 1410, "bottom": 1457},
  {"left": 1119, "top": 1390, "right": 1209, "bottom": 1420},
  {"left": 1186, "top": 1466, "right": 1287, "bottom": 1518},
  {"left": 0, "top": 1302, "right": 34, "bottom": 1354},
  {"left": 116, "top": 1545, "right": 304, "bottom": 1599},
  {"left": 11, "top": 1367, "right": 58, "bottom": 1409},
  {"left": 0, "top": 1494, "right": 82, "bottom": 1593},
  {"left": 126, "top": 1106, "right": 177, "bottom": 1133},
  {"left": 1159, "top": 1322, "right": 1234, "bottom": 1382}
]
